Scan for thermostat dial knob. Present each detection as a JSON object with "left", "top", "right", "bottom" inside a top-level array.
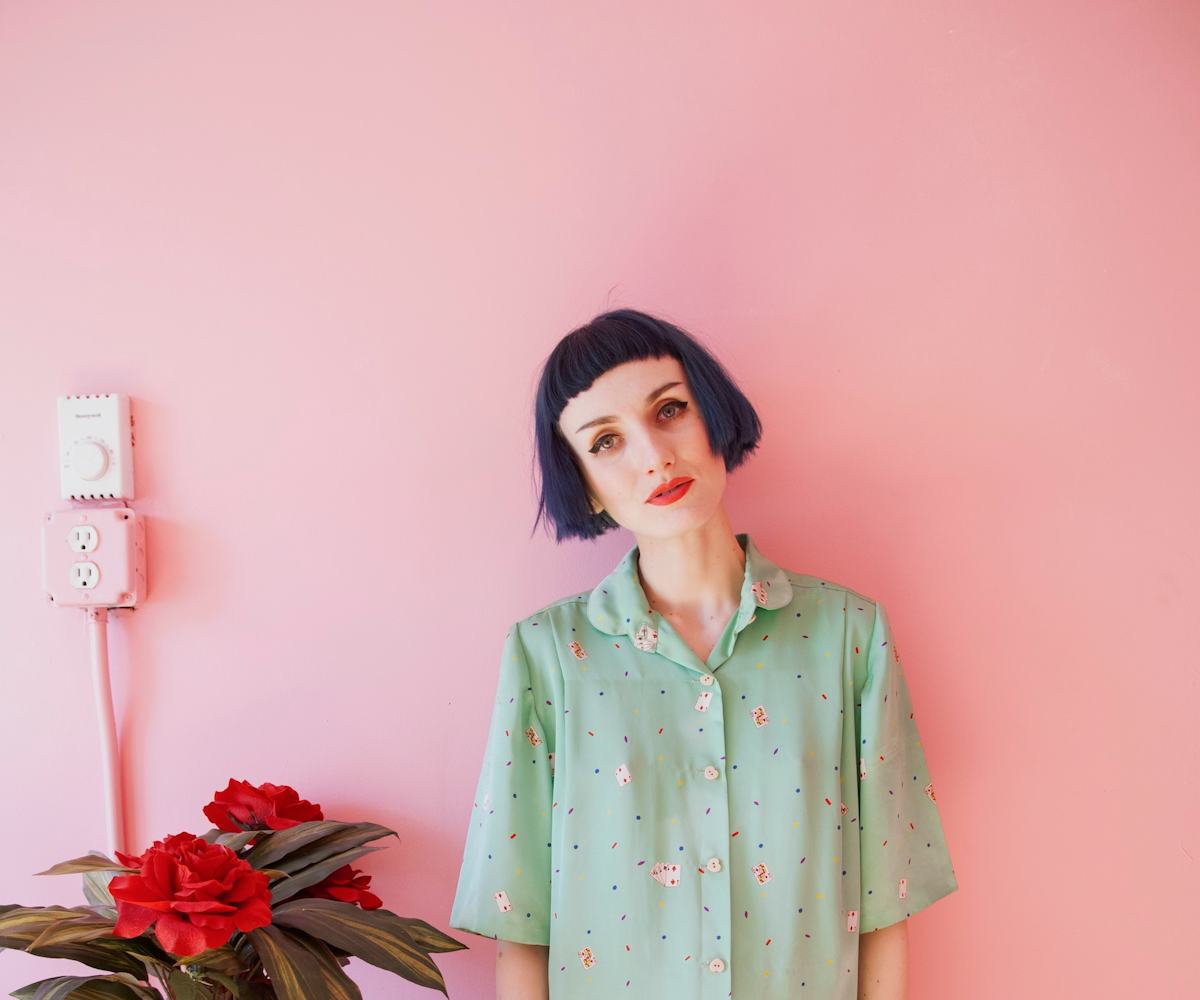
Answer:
[{"left": 73, "top": 441, "right": 110, "bottom": 481}]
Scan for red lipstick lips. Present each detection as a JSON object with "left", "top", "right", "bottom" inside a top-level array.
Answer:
[{"left": 646, "top": 476, "right": 694, "bottom": 505}]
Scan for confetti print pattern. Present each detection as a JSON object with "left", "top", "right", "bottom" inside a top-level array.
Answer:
[{"left": 449, "top": 533, "right": 958, "bottom": 999}]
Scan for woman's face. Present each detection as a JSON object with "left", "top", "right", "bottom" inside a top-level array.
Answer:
[{"left": 556, "top": 355, "right": 728, "bottom": 539}]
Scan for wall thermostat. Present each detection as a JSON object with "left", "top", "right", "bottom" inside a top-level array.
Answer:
[{"left": 57, "top": 394, "right": 135, "bottom": 500}]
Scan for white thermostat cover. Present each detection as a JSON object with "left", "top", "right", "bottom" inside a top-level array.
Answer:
[{"left": 58, "top": 394, "right": 135, "bottom": 500}]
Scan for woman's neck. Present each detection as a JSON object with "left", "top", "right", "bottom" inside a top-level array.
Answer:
[{"left": 633, "top": 514, "right": 746, "bottom": 625}]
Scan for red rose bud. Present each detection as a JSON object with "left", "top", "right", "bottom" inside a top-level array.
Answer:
[
  {"left": 295, "top": 863, "right": 382, "bottom": 910},
  {"left": 109, "top": 832, "right": 273, "bottom": 956},
  {"left": 203, "top": 779, "right": 323, "bottom": 833}
]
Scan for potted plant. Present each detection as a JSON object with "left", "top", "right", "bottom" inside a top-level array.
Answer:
[{"left": 1, "top": 779, "right": 467, "bottom": 998}]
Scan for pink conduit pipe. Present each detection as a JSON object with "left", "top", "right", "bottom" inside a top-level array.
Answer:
[{"left": 87, "top": 607, "right": 126, "bottom": 858}]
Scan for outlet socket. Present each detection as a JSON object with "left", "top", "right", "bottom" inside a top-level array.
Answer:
[
  {"left": 69, "top": 561, "right": 101, "bottom": 589},
  {"left": 69, "top": 525, "right": 99, "bottom": 552}
]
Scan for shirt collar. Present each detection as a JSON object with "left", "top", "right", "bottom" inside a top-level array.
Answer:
[{"left": 586, "top": 532, "right": 794, "bottom": 660}]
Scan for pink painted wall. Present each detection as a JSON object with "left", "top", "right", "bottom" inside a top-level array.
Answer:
[{"left": 2, "top": 2, "right": 1197, "bottom": 997}]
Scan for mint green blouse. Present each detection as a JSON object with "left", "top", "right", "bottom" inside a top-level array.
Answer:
[{"left": 449, "top": 532, "right": 958, "bottom": 999}]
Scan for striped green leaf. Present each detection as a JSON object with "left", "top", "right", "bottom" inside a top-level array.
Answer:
[
  {"left": 201, "top": 830, "right": 260, "bottom": 853},
  {"left": 246, "top": 924, "right": 361, "bottom": 1000},
  {"left": 29, "top": 910, "right": 120, "bottom": 949},
  {"left": 0, "top": 906, "right": 152, "bottom": 978},
  {"left": 382, "top": 917, "right": 467, "bottom": 954},
  {"left": 244, "top": 822, "right": 396, "bottom": 871},
  {"left": 269, "top": 846, "right": 386, "bottom": 905},
  {"left": 9, "top": 972, "right": 162, "bottom": 999},
  {"left": 270, "top": 898, "right": 449, "bottom": 995},
  {"left": 31, "top": 856, "right": 136, "bottom": 878}
]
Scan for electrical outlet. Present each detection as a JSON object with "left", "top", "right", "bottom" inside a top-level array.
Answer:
[
  {"left": 69, "top": 525, "right": 99, "bottom": 552},
  {"left": 43, "top": 506, "right": 147, "bottom": 608},
  {"left": 70, "top": 561, "right": 101, "bottom": 589}
]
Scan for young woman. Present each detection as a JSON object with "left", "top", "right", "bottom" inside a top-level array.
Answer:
[{"left": 449, "top": 309, "right": 958, "bottom": 1000}]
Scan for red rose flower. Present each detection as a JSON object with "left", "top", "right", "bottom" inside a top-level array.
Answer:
[
  {"left": 109, "top": 831, "right": 273, "bottom": 956},
  {"left": 203, "top": 779, "right": 323, "bottom": 833},
  {"left": 295, "top": 863, "right": 382, "bottom": 910}
]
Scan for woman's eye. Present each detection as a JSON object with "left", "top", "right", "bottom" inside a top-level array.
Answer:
[
  {"left": 588, "top": 400, "right": 688, "bottom": 455},
  {"left": 589, "top": 433, "right": 617, "bottom": 455}
]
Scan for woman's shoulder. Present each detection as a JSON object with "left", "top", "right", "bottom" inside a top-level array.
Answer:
[
  {"left": 499, "top": 591, "right": 592, "bottom": 658},
  {"left": 781, "top": 568, "right": 880, "bottom": 610},
  {"left": 510, "top": 589, "right": 590, "bottom": 628}
]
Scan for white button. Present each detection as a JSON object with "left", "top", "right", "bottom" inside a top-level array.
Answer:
[
  {"left": 700, "top": 673, "right": 715, "bottom": 686},
  {"left": 703, "top": 765, "right": 719, "bottom": 780},
  {"left": 706, "top": 857, "right": 722, "bottom": 872},
  {"left": 708, "top": 957, "right": 725, "bottom": 973}
]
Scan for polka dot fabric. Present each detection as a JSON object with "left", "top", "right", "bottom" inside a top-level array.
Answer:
[{"left": 449, "top": 533, "right": 958, "bottom": 999}]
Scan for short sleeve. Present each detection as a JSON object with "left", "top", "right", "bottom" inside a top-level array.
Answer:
[
  {"left": 448, "top": 619, "right": 556, "bottom": 945},
  {"left": 855, "top": 600, "right": 958, "bottom": 932}
]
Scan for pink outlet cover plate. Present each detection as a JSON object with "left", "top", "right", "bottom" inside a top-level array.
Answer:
[{"left": 42, "top": 506, "right": 147, "bottom": 608}]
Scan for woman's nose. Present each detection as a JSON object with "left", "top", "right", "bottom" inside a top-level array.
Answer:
[{"left": 633, "top": 426, "right": 674, "bottom": 474}]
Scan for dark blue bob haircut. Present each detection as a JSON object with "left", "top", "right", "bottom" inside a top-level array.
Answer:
[{"left": 531, "top": 308, "right": 763, "bottom": 542}]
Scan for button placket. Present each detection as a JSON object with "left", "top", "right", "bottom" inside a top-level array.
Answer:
[
  {"left": 693, "top": 672, "right": 729, "bottom": 998},
  {"left": 577, "top": 532, "right": 793, "bottom": 997}
]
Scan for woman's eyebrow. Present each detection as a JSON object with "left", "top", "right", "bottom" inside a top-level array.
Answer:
[{"left": 574, "top": 381, "right": 683, "bottom": 434}]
